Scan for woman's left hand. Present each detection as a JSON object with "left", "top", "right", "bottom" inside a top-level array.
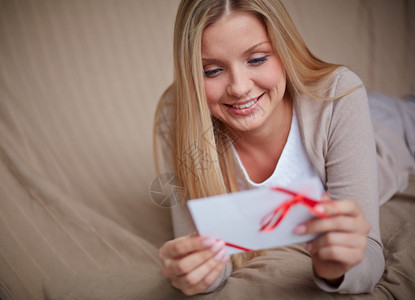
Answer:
[{"left": 294, "top": 194, "right": 371, "bottom": 285}]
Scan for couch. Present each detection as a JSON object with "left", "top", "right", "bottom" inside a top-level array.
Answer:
[{"left": 1, "top": 0, "right": 414, "bottom": 299}]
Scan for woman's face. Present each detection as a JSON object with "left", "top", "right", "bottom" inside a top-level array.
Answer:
[{"left": 201, "top": 11, "right": 287, "bottom": 133}]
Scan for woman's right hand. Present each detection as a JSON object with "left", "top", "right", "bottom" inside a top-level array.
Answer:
[{"left": 159, "top": 234, "right": 229, "bottom": 295}]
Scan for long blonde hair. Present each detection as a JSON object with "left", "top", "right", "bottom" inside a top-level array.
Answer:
[{"left": 154, "top": 0, "right": 342, "bottom": 268}]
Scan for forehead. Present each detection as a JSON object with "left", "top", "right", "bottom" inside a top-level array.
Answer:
[{"left": 201, "top": 11, "right": 269, "bottom": 56}]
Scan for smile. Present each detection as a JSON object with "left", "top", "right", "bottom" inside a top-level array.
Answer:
[
  {"left": 226, "top": 93, "right": 265, "bottom": 110},
  {"left": 232, "top": 99, "right": 257, "bottom": 109}
]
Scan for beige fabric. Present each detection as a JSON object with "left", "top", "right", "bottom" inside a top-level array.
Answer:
[
  {"left": 373, "top": 122, "right": 415, "bottom": 205},
  {"left": 0, "top": 152, "right": 172, "bottom": 300},
  {"left": 0, "top": 1, "right": 178, "bottom": 299},
  {"left": 1, "top": 0, "right": 414, "bottom": 299}
]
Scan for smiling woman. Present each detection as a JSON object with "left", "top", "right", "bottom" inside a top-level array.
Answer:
[
  {"left": 153, "top": 0, "right": 415, "bottom": 297},
  {"left": 1, "top": 0, "right": 415, "bottom": 299},
  {"left": 201, "top": 12, "right": 291, "bottom": 184},
  {"left": 202, "top": 12, "right": 288, "bottom": 135}
]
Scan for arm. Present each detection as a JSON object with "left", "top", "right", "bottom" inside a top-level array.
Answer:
[
  {"left": 296, "top": 68, "right": 384, "bottom": 293},
  {"left": 319, "top": 70, "right": 383, "bottom": 293}
]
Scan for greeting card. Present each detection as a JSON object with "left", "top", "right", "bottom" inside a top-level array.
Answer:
[{"left": 187, "top": 178, "right": 325, "bottom": 254}]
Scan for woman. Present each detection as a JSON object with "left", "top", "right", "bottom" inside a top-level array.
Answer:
[{"left": 154, "top": 0, "right": 414, "bottom": 296}]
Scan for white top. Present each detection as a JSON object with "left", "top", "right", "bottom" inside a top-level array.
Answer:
[{"left": 233, "top": 108, "right": 325, "bottom": 194}]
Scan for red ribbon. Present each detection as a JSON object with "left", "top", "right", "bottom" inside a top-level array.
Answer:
[
  {"left": 224, "top": 186, "right": 330, "bottom": 252},
  {"left": 259, "top": 187, "right": 328, "bottom": 232}
]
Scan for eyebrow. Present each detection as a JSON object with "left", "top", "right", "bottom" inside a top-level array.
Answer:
[
  {"left": 243, "top": 41, "right": 270, "bottom": 55},
  {"left": 202, "top": 41, "right": 271, "bottom": 63}
]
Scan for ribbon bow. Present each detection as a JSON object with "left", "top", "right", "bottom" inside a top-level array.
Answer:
[
  {"left": 259, "top": 186, "right": 329, "bottom": 232},
  {"left": 223, "top": 186, "right": 330, "bottom": 252}
]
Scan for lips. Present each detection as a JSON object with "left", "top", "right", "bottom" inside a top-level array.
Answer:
[
  {"left": 225, "top": 93, "right": 265, "bottom": 115},
  {"left": 231, "top": 98, "right": 258, "bottom": 109}
]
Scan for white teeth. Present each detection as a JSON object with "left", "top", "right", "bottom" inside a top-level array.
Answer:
[{"left": 232, "top": 99, "right": 257, "bottom": 109}]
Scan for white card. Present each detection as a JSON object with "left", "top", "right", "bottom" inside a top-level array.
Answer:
[{"left": 187, "top": 178, "right": 323, "bottom": 254}]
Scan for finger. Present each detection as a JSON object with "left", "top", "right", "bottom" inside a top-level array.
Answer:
[
  {"left": 314, "top": 245, "right": 365, "bottom": 267},
  {"left": 174, "top": 249, "right": 227, "bottom": 288},
  {"left": 316, "top": 199, "right": 362, "bottom": 218},
  {"left": 201, "top": 252, "right": 229, "bottom": 285},
  {"left": 321, "top": 191, "right": 330, "bottom": 202},
  {"left": 306, "top": 232, "right": 367, "bottom": 255},
  {"left": 168, "top": 240, "right": 225, "bottom": 276},
  {"left": 159, "top": 235, "right": 217, "bottom": 260},
  {"left": 173, "top": 250, "right": 229, "bottom": 295},
  {"left": 297, "top": 215, "right": 370, "bottom": 235},
  {"left": 183, "top": 255, "right": 229, "bottom": 295}
]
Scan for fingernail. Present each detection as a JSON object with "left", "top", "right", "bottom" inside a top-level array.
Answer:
[
  {"left": 294, "top": 224, "right": 306, "bottom": 235},
  {"left": 214, "top": 248, "right": 226, "bottom": 261},
  {"left": 221, "top": 254, "right": 230, "bottom": 263},
  {"left": 211, "top": 240, "right": 225, "bottom": 252},
  {"left": 315, "top": 205, "right": 325, "bottom": 214},
  {"left": 202, "top": 237, "right": 216, "bottom": 247}
]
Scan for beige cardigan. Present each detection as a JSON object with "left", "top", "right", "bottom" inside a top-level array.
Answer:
[
  {"left": 159, "top": 67, "right": 414, "bottom": 294},
  {"left": 292, "top": 67, "right": 382, "bottom": 293}
]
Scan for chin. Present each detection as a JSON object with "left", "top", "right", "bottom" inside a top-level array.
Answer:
[{"left": 227, "top": 118, "right": 266, "bottom": 133}]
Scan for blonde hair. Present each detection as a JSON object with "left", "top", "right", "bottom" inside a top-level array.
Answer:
[{"left": 154, "top": 0, "right": 346, "bottom": 268}]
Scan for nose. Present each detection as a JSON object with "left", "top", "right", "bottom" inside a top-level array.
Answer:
[{"left": 226, "top": 68, "right": 253, "bottom": 98}]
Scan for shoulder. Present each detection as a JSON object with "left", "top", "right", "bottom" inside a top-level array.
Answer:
[
  {"left": 330, "top": 66, "right": 363, "bottom": 87},
  {"left": 328, "top": 67, "right": 368, "bottom": 117},
  {"left": 294, "top": 67, "right": 367, "bottom": 118},
  {"left": 295, "top": 66, "right": 366, "bottom": 111},
  {"left": 313, "top": 67, "right": 370, "bottom": 134},
  {"left": 321, "top": 66, "right": 365, "bottom": 99},
  {"left": 293, "top": 66, "right": 370, "bottom": 158},
  {"left": 322, "top": 67, "right": 373, "bottom": 150},
  {"left": 299, "top": 66, "right": 368, "bottom": 120}
]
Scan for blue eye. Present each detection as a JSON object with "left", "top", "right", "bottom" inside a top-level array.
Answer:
[
  {"left": 249, "top": 56, "right": 268, "bottom": 65},
  {"left": 204, "top": 68, "right": 221, "bottom": 77}
]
